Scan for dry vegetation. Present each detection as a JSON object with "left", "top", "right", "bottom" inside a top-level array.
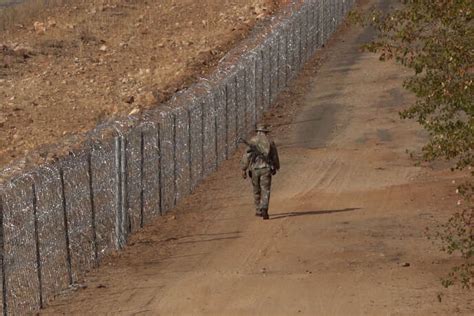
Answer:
[
  {"left": 1, "top": 0, "right": 74, "bottom": 30},
  {"left": 0, "top": 0, "right": 283, "bottom": 168}
]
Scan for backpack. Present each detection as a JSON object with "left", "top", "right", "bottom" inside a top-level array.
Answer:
[{"left": 248, "top": 135, "right": 271, "bottom": 165}]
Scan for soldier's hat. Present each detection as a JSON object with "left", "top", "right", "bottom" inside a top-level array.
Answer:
[{"left": 255, "top": 123, "right": 270, "bottom": 133}]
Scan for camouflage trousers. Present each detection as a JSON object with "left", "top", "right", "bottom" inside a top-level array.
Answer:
[{"left": 251, "top": 167, "right": 272, "bottom": 212}]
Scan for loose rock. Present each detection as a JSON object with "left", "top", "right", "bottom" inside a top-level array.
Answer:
[
  {"left": 33, "top": 22, "right": 46, "bottom": 34},
  {"left": 124, "top": 95, "right": 135, "bottom": 104}
]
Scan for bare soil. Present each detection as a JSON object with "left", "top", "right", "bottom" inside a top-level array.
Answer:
[
  {"left": 41, "top": 0, "right": 473, "bottom": 315},
  {"left": 0, "top": 0, "right": 284, "bottom": 168}
]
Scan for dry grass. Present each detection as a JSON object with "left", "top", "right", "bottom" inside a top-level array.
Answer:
[
  {"left": 0, "top": 0, "right": 90, "bottom": 30},
  {"left": 0, "top": 0, "right": 276, "bottom": 167}
]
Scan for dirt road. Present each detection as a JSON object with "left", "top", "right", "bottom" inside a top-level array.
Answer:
[{"left": 43, "top": 1, "right": 473, "bottom": 315}]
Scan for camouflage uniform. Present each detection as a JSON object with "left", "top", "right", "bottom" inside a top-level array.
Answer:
[{"left": 240, "top": 124, "right": 280, "bottom": 220}]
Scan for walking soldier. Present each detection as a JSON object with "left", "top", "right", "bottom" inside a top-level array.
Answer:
[{"left": 240, "top": 124, "right": 280, "bottom": 220}]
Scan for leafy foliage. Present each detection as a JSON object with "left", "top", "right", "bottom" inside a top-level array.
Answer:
[
  {"left": 352, "top": 0, "right": 473, "bottom": 289},
  {"left": 436, "top": 209, "right": 473, "bottom": 288}
]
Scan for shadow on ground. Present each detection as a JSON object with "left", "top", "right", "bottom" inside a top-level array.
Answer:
[{"left": 270, "top": 208, "right": 360, "bottom": 220}]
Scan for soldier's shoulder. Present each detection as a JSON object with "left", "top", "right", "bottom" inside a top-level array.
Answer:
[{"left": 249, "top": 135, "right": 259, "bottom": 143}]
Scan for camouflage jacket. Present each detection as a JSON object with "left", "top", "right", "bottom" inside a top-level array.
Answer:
[{"left": 240, "top": 133, "right": 280, "bottom": 171}]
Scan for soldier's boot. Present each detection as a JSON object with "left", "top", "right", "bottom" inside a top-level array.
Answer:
[
  {"left": 261, "top": 208, "right": 269, "bottom": 220},
  {"left": 255, "top": 208, "right": 262, "bottom": 217}
]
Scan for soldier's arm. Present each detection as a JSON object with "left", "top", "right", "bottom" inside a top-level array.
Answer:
[
  {"left": 271, "top": 142, "right": 280, "bottom": 171},
  {"left": 240, "top": 149, "right": 251, "bottom": 171},
  {"left": 240, "top": 150, "right": 251, "bottom": 179}
]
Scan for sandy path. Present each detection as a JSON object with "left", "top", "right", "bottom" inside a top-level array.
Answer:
[{"left": 43, "top": 0, "right": 473, "bottom": 315}]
